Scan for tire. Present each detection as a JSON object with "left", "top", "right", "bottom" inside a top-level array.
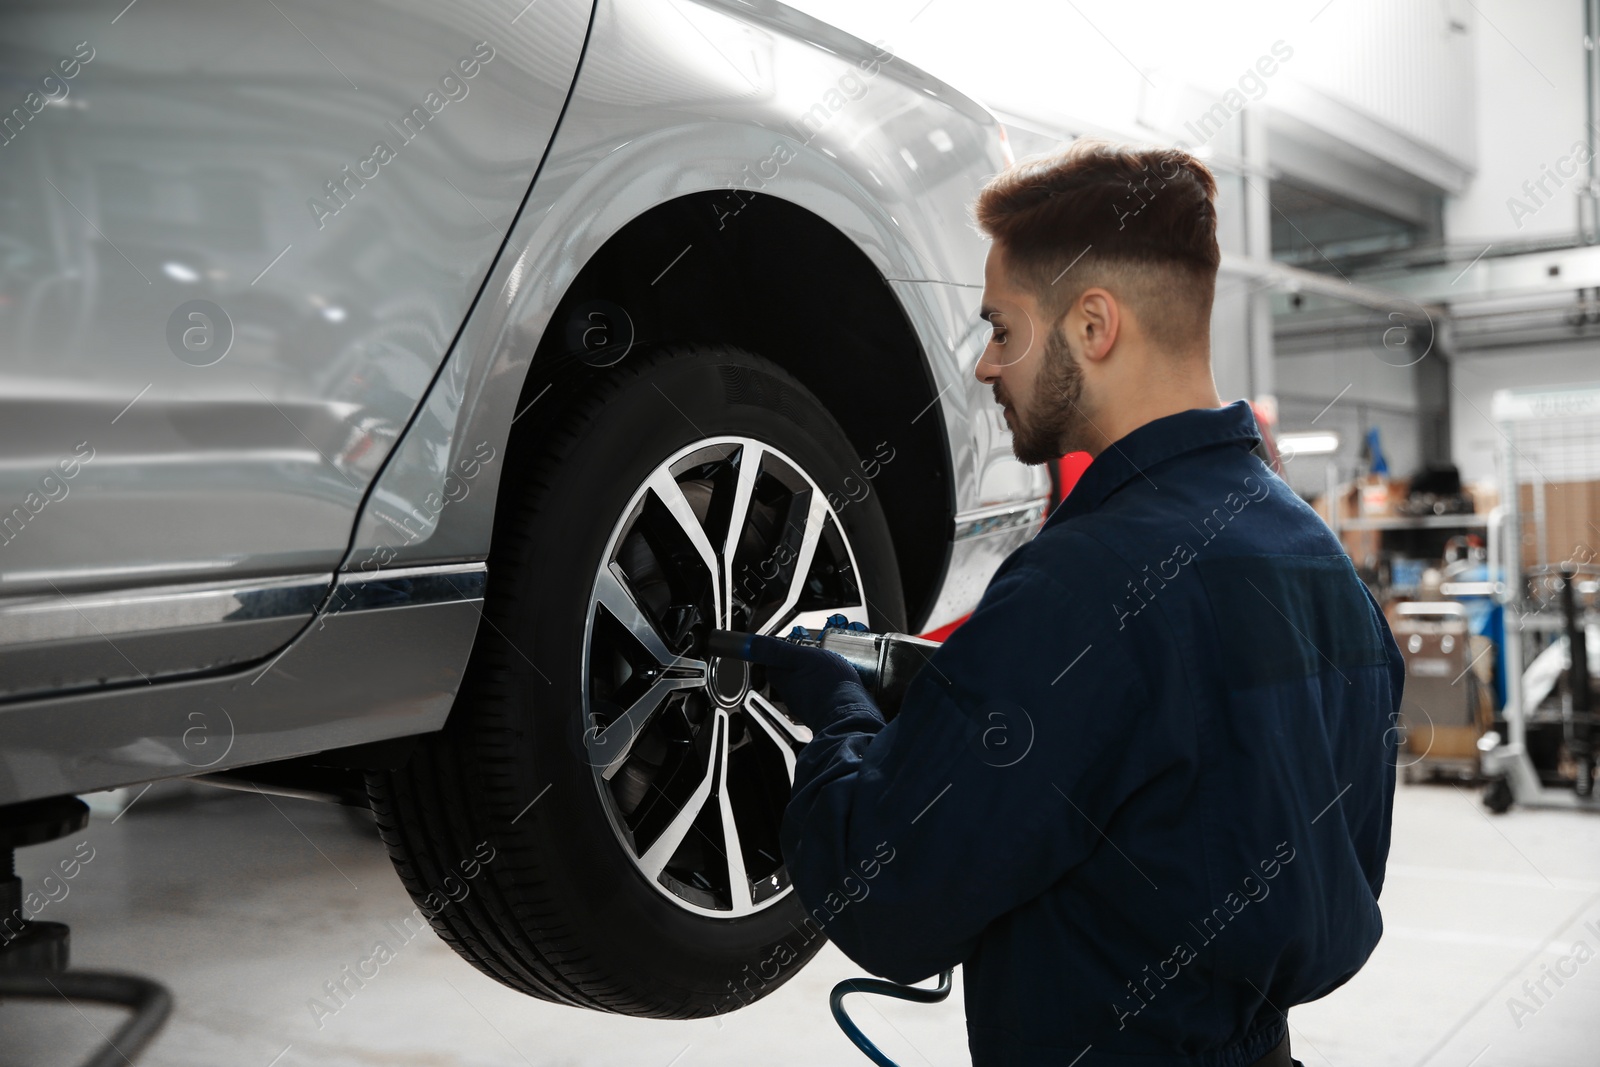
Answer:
[
  {"left": 1483, "top": 778, "right": 1513, "bottom": 814},
  {"left": 368, "top": 344, "right": 906, "bottom": 1017}
]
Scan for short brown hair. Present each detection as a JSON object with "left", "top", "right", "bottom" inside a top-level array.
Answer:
[{"left": 974, "top": 139, "right": 1220, "bottom": 351}]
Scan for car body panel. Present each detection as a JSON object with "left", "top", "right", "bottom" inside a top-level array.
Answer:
[
  {"left": 0, "top": 572, "right": 326, "bottom": 700},
  {"left": 0, "top": 0, "right": 1049, "bottom": 804},
  {"left": 0, "top": 1, "right": 593, "bottom": 675},
  {"left": 0, "top": 564, "right": 485, "bottom": 804},
  {"left": 344, "top": 0, "right": 1049, "bottom": 624}
]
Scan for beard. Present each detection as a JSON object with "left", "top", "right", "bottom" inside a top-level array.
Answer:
[{"left": 997, "top": 324, "right": 1092, "bottom": 465}]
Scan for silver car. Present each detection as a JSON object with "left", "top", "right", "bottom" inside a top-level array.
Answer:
[{"left": 1, "top": 0, "right": 1047, "bottom": 1014}]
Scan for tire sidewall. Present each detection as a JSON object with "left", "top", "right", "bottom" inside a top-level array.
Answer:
[{"left": 483, "top": 346, "right": 903, "bottom": 1006}]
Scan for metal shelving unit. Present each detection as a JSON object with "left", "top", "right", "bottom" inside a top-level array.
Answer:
[
  {"left": 1335, "top": 514, "right": 1489, "bottom": 533},
  {"left": 1478, "top": 384, "right": 1600, "bottom": 812}
]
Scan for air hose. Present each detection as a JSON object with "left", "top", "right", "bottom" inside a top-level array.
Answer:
[{"left": 830, "top": 968, "right": 955, "bottom": 1067}]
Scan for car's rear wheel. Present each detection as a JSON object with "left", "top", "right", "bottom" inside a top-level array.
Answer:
[{"left": 368, "top": 344, "right": 905, "bottom": 1016}]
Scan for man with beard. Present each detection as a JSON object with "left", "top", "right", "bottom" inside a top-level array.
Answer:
[{"left": 747, "top": 140, "right": 1404, "bottom": 1067}]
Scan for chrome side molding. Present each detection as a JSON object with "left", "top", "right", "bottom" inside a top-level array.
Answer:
[
  {"left": 328, "top": 562, "right": 487, "bottom": 614},
  {"left": 0, "top": 574, "right": 329, "bottom": 649},
  {"left": 952, "top": 499, "right": 1048, "bottom": 541}
]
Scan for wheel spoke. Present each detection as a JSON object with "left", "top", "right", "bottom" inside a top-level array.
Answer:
[
  {"left": 752, "top": 491, "right": 831, "bottom": 636},
  {"left": 713, "top": 708, "right": 753, "bottom": 913},
  {"left": 721, "top": 442, "right": 764, "bottom": 629},
  {"left": 745, "top": 689, "right": 812, "bottom": 747},
  {"left": 743, "top": 692, "right": 807, "bottom": 785},
  {"left": 588, "top": 673, "right": 704, "bottom": 780},
  {"left": 594, "top": 561, "right": 705, "bottom": 671},
  {"left": 648, "top": 467, "right": 723, "bottom": 628},
  {"left": 637, "top": 711, "right": 724, "bottom": 882}
]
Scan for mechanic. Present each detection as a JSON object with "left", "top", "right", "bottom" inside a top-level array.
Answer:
[{"left": 744, "top": 140, "right": 1405, "bottom": 1066}]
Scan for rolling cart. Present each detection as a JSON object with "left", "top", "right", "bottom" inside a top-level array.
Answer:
[{"left": 1392, "top": 601, "right": 1493, "bottom": 782}]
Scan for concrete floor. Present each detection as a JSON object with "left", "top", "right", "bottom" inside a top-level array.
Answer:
[{"left": 4, "top": 779, "right": 1597, "bottom": 1067}]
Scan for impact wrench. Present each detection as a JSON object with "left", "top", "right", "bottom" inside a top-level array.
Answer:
[{"left": 707, "top": 617, "right": 954, "bottom": 1067}]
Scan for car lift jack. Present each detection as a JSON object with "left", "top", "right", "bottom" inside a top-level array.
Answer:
[{"left": 0, "top": 795, "right": 172, "bottom": 1067}]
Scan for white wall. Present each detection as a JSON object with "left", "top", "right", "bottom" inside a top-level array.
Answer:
[
  {"left": 1283, "top": 0, "right": 1477, "bottom": 180},
  {"left": 1274, "top": 344, "right": 1423, "bottom": 495},
  {"left": 784, "top": 0, "right": 1478, "bottom": 189},
  {"left": 776, "top": 0, "right": 1292, "bottom": 143},
  {"left": 1445, "top": 0, "right": 1587, "bottom": 244},
  {"left": 1452, "top": 342, "right": 1600, "bottom": 485}
]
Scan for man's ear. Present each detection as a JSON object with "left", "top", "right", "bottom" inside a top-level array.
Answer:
[{"left": 1076, "top": 288, "right": 1120, "bottom": 363}]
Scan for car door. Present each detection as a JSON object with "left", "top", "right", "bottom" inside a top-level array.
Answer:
[{"left": 0, "top": 0, "right": 594, "bottom": 696}]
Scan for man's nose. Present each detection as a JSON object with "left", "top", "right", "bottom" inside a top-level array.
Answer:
[{"left": 974, "top": 345, "right": 1001, "bottom": 385}]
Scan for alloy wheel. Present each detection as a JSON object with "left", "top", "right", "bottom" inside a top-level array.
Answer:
[{"left": 581, "top": 437, "right": 868, "bottom": 917}]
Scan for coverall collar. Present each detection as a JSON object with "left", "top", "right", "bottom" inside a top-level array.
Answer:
[{"left": 1044, "top": 399, "right": 1262, "bottom": 529}]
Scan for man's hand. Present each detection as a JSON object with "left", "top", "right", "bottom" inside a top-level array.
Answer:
[{"left": 740, "top": 633, "right": 867, "bottom": 732}]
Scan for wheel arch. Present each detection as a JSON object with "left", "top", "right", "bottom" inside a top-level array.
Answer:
[
  {"left": 344, "top": 117, "right": 985, "bottom": 633},
  {"left": 504, "top": 191, "right": 957, "bottom": 632}
]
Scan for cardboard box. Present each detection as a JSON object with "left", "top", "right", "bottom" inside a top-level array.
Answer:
[{"left": 1516, "top": 479, "right": 1600, "bottom": 568}]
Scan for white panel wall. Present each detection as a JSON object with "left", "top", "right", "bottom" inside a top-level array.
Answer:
[
  {"left": 1445, "top": 0, "right": 1588, "bottom": 244},
  {"left": 1286, "top": 0, "right": 1477, "bottom": 173}
]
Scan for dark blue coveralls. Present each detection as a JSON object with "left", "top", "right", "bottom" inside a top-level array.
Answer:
[{"left": 780, "top": 401, "right": 1404, "bottom": 1066}]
